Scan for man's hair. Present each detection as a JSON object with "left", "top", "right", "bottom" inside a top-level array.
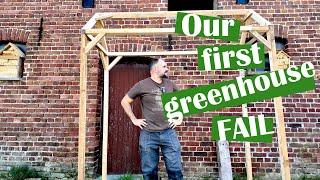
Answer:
[{"left": 148, "top": 59, "right": 160, "bottom": 71}]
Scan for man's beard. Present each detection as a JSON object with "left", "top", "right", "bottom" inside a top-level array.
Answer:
[{"left": 161, "top": 73, "right": 168, "bottom": 78}]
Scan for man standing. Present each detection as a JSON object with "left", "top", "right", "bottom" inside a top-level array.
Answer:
[{"left": 121, "top": 59, "right": 183, "bottom": 180}]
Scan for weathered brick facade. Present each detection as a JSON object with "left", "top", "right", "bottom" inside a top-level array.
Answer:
[{"left": 0, "top": 0, "right": 319, "bottom": 179}]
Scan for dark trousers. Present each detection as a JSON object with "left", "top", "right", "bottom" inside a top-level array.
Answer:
[{"left": 139, "top": 128, "right": 183, "bottom": 180}]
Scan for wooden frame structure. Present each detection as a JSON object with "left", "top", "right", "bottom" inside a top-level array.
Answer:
[{"left": 79, "top": 10, "right": 291, "bottom": 180}]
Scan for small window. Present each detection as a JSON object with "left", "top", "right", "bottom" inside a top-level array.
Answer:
[
  {"left": 255, "top": 54, "right": 270, "bottom": 73},
  {"left": 82, "top": 0, "right": 94, "bottom": 8},
  {"left": 236, "top": 0, "right": 249, "bottom": 4},
  {"left": 0, "top": 42, "right": 26, "bottom": 80},
  {"left": 168, "top": 0, "right": 217, "bottom": 11},
  {"left": 0, "top": 41, "right": 27, "bottom": 54}
]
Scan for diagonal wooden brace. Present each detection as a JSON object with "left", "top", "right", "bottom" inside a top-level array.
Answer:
[
  {"left": 250, "top": 31, "right": 271, "bottom": 50},
  {"left": 87, "top": 34, "right": 108, "bottom": 56},
  {"left": 85, "top": 33, "right": 106, "bottom": 54}
]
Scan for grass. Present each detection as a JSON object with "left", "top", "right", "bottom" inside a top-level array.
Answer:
[
  {"left": 118, "top": 173, "right": 134, "bottom": 180},
  {"left": 298, "top": 175, "right": 320, "bottom": 180},
  {"left": 233, "top": 173, "right": 264, "bottom": 180},
  {"left": 0, "top": 165, "right": 45, "bottom": 180},
  {"left": 233, "top": 173, "right": 247, "bottom": 180}
]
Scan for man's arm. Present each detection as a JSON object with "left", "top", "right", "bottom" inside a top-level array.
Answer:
[
  {"left": 169, "top": 82, "right": 183, "bottom": 129},
  {"left": 121, "top": 94, "right": 147, "bottom": 129}
]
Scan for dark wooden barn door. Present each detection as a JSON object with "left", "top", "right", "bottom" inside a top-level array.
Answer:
[{"left": 107, "top": 63, "right": 149, "bottom": 174}]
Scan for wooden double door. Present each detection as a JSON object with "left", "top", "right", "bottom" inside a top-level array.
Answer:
[{"left": 107, "top": 62, "right": 149, "bottom": 174}]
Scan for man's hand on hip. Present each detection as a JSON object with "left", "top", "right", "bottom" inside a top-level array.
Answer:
[
  {"left": 168, "top": 118, "right": 183, "bottom": 129},
  {"left": 132, "top": 118, "right": 148, "bottom": 129}
]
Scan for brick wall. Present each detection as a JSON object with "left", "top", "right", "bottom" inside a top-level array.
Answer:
[{"left": 0, "top": 0, "right": 319, "bottom": 179}]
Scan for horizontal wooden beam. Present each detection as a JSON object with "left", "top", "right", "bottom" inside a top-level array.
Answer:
[
  {"left": 85, "top": 28, "right": 174, "bottom": 35},
  {"left": 92, "top": 9, "right": 250, "bottom": 20},
  {"left": 85, "top": 26, "right": 269, "bottom": 35},
  {"left": 107, "top": 51, "right": 197, "bottom": 56},
  {"left": 95, "top": 14, "right": 113, "bottom": 21}
]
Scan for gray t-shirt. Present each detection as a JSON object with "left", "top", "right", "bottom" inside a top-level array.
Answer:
[{"left": 127, "top": 77, "right": 178, "bottom": 131}]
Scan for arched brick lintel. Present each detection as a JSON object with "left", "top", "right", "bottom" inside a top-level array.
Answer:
[
  {"left": 273, "top": 24, "right": 289, "bottom": 39},
  {"left": 0, "top": 28, "right": 30, "bottom": 43}
]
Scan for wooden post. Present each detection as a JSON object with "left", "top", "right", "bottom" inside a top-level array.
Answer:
[
  {"left": 78, "top": 33, "right": 88, "bottom": 180},
  {"left": 267, "top": 26, "right": 291, "bottom": 180},
  {"left": 242, "top": 103, "right": 253, "bottom": 180},
  {"left": 102, "top": 67, "right": 109, "bottom": 180},
  {"left": 99, "top": 52, "right": 109, "bottom": 180},
  {"left": 239, "top": 31, "right": 253, "bottom": 180},
  {"left": 96, "top": 20, "right": 110, "bottom": 180}
]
